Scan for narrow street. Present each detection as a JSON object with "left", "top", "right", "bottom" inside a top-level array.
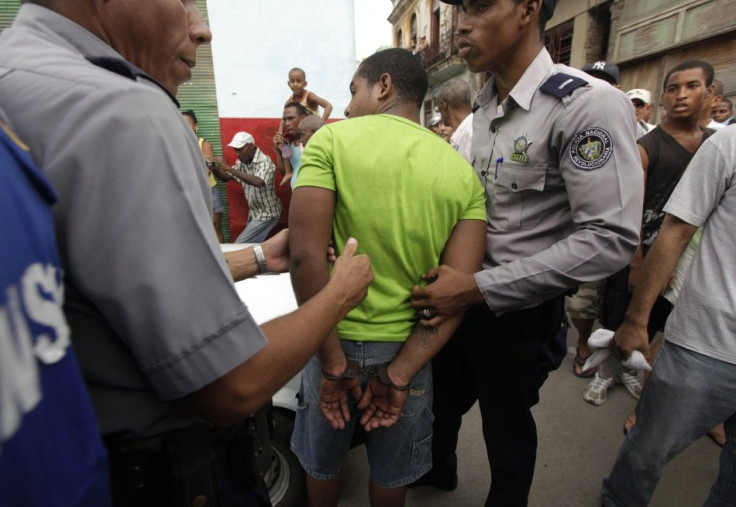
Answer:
[{"left": 338, "top": 334, "right": 721, "bottom": 506}]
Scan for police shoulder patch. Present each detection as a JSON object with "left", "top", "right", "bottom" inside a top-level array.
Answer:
[{"left": 569, "top": 127, "right": 613, "bottom": 170}]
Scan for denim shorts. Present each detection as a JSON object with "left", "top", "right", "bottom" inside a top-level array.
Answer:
[
  {"left": 211, "top": 185, "right": 224, "bottom": 213},
  {"left": 290, "top": 340, "right": 433, "bottom": 488}
]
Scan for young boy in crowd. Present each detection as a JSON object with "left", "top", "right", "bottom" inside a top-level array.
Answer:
[
  {"left": 277, "top": 67, "right": 333, "bottom": 136},
  {"left": 285, "top": 67, "right": 333, "bottom": 119}
]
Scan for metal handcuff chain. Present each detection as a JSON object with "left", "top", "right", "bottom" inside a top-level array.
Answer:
[{"left": 321, "top": 359, "right": 408, "bottom": 391}]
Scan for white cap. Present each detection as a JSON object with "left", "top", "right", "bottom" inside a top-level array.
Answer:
[
  {"left": 428, "top": 114, "right": 442, "bottom": 127},
  {"left": 626, "top": 89, "right": 651, "bottom": 105},
  {"left": 228, "top": 131, "right": 255, "bottom": 149}
]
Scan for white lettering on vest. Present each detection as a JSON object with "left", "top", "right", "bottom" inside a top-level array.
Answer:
[{"left": 0, "top": 263, "right": 68, "bottom": 450}]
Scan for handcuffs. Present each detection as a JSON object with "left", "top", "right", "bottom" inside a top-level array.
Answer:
[{"left": 321, "top": 359, "right": 409, "bottom": 391}]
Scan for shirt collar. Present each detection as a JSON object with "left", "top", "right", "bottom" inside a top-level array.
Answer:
[
  {"left": 238, "top": 147, "right": 264, "bottom": 167},
  {"left": 475, "top": 48, "right": 555, "bottom": 113}
]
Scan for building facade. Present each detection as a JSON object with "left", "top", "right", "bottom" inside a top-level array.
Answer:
[
  {"left": 390, "top": 0, "right": 736, "bottom": 123},
  {"left": 389, "top": 0, "right": 488, "bottom": 125}
]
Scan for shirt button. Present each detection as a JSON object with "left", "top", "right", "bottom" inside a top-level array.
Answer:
[
  {"left": 491, "top": 126, "right": 496, "bottom": 133},
  {"left": 511, "top": 182, "right": 518, "bottom": 189}
]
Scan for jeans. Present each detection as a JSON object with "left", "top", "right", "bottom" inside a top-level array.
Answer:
[
  {"left": 602, "top": 340, "right": 736, "bottom": 507},
  {"left": 235, "top": 217, "right": 278, "bottom": 244},
  {"left": 291, "top": 341, "right": 433, "bottom": 488}
]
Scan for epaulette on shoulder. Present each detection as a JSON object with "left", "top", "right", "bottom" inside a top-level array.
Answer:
[
  {"left": 540, "top": 73, "right": 588, "bottom": 99},
  {"left": 85, "top": 56, "right": 179, "bottom": 106}
]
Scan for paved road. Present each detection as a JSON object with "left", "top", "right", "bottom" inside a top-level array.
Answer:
[{"left": 336, "top": 334, "right": 721, "bottom": 506}]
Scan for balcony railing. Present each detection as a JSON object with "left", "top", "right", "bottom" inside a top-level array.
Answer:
[{"left": 414, "top": 37, "right": 459, "bottom": 70}]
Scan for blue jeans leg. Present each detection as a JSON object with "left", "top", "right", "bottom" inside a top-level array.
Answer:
[
  {"left": 602, "top": 341, "right": 736, "bottom": 507},
  {"left": 705, "top": 411, "right": 736, "bottom": 506},
  {"left": 235, "top": 217, "right": 278, "bottom": 244}
]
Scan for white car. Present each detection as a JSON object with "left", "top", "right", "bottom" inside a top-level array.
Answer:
[{"left": 223, "top": 244, "right": 303, "bottom": 507}]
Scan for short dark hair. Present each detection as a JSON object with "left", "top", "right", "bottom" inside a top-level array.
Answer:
[
  {"left": 355, "top": 48, "right": 428, "bottom": 108},
  {"left": 723, "top": 97, "right": 733, "bottom": 110},
  {"left": 289, "top": 67, "right": 306, "bottom": 79},
  {"left": 438, "top": 78, "right": 471, "bottom": 108},
  {"left": 181, "top": 109, "right": 198, "bottom": 124},
  {"left": 284, "top": 102, "right": 309, "bottom": 117},
  {"left": 663, "top": 59, "right": 714, "bottom": 90}
]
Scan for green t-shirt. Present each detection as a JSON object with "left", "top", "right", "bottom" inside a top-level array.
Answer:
[{"left": 296, "top": 114, "right": 486, "bottom": 342}]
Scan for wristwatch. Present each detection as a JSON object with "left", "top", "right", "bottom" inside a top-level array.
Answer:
[{"left": 253, "top": 244, "right": 269, "bottom": 275}]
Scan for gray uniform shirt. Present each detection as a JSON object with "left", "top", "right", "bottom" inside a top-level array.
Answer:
[
  {"left": 470, "top": 49, "right": 643, "bottom": 314},
  {"left": 663, "top": 128, "right": 736, "bottom": 365},
  {"left": 0, "top": 5, "right": 267, "bottom": 437}
]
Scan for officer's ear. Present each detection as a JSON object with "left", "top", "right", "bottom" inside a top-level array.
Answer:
[
  {"left": 519, "top": 0, "right": 543, "bottom": 30},
  {"left": 704, "top": 82, "right": 715, "bottom": 103}
]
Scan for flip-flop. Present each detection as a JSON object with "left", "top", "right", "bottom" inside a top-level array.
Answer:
[
  {"left": 573, "top": 350, "right": 595, "bottom": 378},
  {"left": 623, "top": 412, "right": 636, "bottom": 435}
]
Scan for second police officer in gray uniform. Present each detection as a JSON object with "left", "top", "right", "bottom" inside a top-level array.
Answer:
[{"left": 411, "top": 0, "right": 643, "bottom": 505}]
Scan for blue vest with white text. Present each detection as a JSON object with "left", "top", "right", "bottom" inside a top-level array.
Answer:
[{"left": 0, "top": 122, "right": 111, "bottom": 506}]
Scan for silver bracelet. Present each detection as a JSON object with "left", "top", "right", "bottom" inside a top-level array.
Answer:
[{"left": 253, "top": 244, "right": 269, "bottom": 274}]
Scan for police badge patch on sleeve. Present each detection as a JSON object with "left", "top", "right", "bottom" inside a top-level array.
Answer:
[{"left": 569, "top": 127, "right": 613, "bottom": 170}]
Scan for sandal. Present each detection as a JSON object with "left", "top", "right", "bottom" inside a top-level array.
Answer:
[
  {"left": 573, "top": 349, "right": 594, "bottom": 378},
  {"left": 623, "top": 412, "right": 636, "bottom": 435}
]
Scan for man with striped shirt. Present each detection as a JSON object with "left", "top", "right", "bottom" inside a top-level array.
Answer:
[{"left": 221, "top": 131, "right": 282, "bottom": 243}]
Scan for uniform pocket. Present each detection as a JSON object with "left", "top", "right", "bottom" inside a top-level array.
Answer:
[{"left": 493, "top": 165, "right": 548, "bottom": 230}]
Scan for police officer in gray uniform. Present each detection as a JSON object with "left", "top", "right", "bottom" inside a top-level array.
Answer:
[
  {"left": 411, "top": 1, "right": 643, "bottom": 504},
  {"left": 0, "top": 1, "right": 373, "bottom": 505}
]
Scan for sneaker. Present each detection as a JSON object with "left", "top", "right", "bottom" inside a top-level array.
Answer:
[
  {"left": 583, "top": 372, "right": 616, "bottom": 406},
  {"left": 616, "top": 371, "right": 642, "bottom": 399}
]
